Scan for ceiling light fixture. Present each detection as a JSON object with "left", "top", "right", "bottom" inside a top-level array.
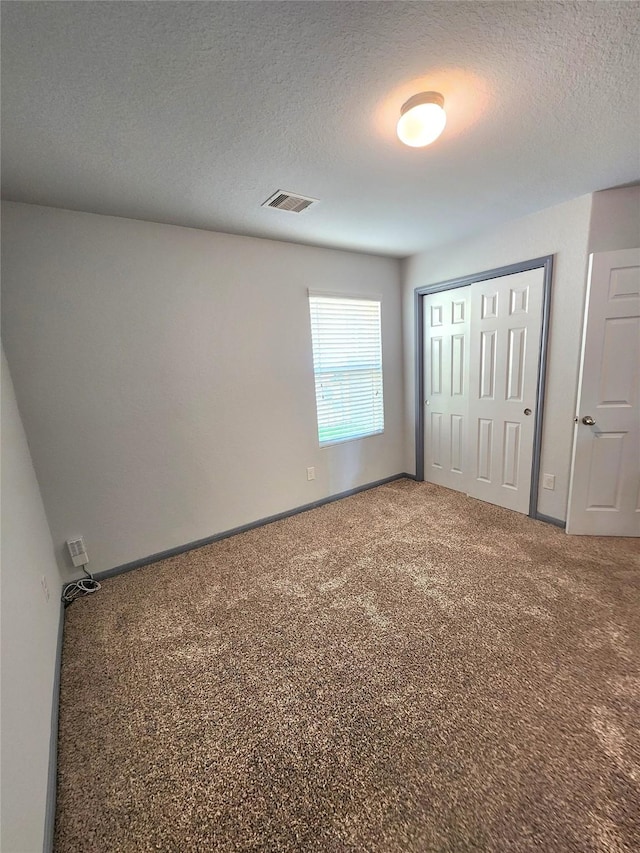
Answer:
[{"left": 397, "top": 91, "right": 446, "bottom": 148}]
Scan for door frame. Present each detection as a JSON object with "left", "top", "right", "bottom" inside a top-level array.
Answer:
[{"left": 414, "top": 255, "right": 554, "bottom": 519}]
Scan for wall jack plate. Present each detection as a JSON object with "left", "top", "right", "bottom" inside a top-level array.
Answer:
[{"left": 67, "top": 537, "right": 89, "bottom": 568}]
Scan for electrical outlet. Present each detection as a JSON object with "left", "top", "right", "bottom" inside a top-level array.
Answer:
[
  {"left": 542, "top": 473, "right": 556, "bottom": 490},
  {"left": 306, "top": 467, "right": 316, "bottom": 481},
  {"left": 41, "top": 575, "right": 50, "bottom": 601}
]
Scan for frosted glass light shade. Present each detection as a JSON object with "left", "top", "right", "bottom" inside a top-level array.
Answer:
[{"left": 397, "top": 92, "right": 446, "bottom": 148}]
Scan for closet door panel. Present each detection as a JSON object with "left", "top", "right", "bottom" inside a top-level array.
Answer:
[{"left": 423, "top": 287, "right": 471, "bottom": 493}]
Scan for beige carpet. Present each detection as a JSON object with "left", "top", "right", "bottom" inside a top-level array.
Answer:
[{"left": 55, "top": 479, "right": 640, "bottom": 852}]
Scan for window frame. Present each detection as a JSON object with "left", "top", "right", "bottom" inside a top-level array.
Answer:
[{"left": 308, "top": 290, "right": 385, "bottom": 448}]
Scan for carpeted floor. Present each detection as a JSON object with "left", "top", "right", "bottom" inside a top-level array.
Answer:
[{"left": 55, "top": 479, "right": 640, "bottom": 852}]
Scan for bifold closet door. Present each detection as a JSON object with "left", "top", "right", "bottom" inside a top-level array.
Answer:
[
  {"left": 467, "top": 268, "right": 544, "bottom": 514},
  {"left": 422, "top": 286, "right": 471, "bottom": 492},
  {"left": 422, "top": 268, "right": 544, "bottom": 515}
]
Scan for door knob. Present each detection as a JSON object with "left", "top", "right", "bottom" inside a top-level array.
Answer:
[
  {"left": 582, "top": 415, "right": 596, "bottom": 426},
  {"left": 523, "top": 408, "right": 532, "bottom": 416}
]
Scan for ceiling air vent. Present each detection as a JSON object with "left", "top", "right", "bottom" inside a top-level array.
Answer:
[{"left": 262, "top": 190, "right": 318, "bottom": 214}]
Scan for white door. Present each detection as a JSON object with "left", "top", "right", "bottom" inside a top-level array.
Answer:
[
  {"left": 467, "top": 269, "right": 544, "bottom": 514},
  {"left": 423, "top": 287, "right": 471, "bottom": 491},
  {"left": 567, "top": 249, "right": 640, "bottom": 536},
  {"left": 422, "top": 268, "right": 544, "bottom": 515}
]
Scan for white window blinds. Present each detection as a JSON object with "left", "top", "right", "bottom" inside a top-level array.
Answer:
[{"left": 308, "top": 293, "right": 384, "bottom": 446}]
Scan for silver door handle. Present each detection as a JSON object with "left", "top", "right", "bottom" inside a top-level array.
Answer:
[{"left": 582, "top": 415, "right": 596, "bottom": 426}]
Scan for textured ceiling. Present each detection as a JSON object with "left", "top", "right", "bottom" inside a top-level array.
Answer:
[{"left": 2, "top": 1, "right": 639, "bottom": 257}]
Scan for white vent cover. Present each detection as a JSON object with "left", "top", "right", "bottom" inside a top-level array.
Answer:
[{"left": 262, "top": 190, "right": 318, "bottom": 214}]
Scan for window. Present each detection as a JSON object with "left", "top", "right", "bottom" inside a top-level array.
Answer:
[{"left": 308, "top": 293, "right": 384, "bottom": 446}]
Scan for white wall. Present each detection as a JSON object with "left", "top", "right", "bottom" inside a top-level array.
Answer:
[
  {"left": 588, "top": 185, "right": 640, "bottom": 253},
  {"left": 1, "top": 202, "right": 404, "bottom": 576},
  {"left": 1, "top": 348, "right": 62, "bottom": 853},
  {"left": 402, "top": 194, "right": 594, "bottom": 522}
]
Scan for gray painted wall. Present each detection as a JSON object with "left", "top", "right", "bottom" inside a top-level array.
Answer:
[
  {"left": 1, "top": 202, "right": 404, "bottom": 577},
  {"left": 1, "top": 349, "right": 62, "bottom": 853},
  {"left": 588, "top": 185, "right": 640, "bottom": 253},
  {"left": 402, "top": 194, "right": 594, "bottom": 522}
]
